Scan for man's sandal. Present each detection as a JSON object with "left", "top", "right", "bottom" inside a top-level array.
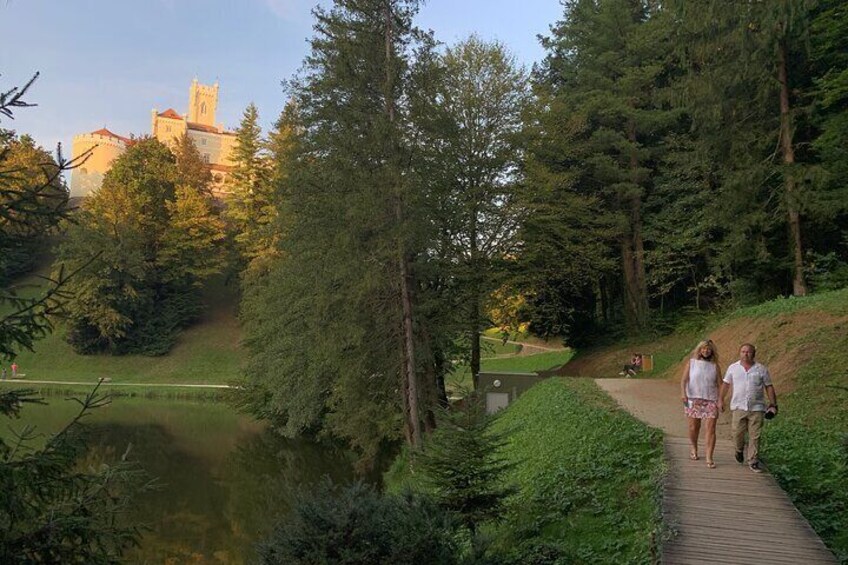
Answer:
[
  {"left": 706, "top": 460, "right": 716, "bottom": 469},
  {"left": 689, "top": 451, "right": 699, "bottom": 461}
]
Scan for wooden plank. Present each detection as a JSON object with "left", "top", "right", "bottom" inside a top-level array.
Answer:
[{"left": 594, "top": 381, "right": 837, "bottom": 564}]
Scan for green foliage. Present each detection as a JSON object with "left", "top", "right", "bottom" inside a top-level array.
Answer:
[
  {"left": 0, "top": 387, "right": 144, "bottom": 562},
  {"left": 415, "top": 35, "right": 530, "bottom": 379},
  {"left": 0, "top": 133, "right": 65, "bottom": 283},
  {"left": 419, "top": 395, "right": 514, "bottom": 536},
  {"left": 56, "top": 138, "right": 226, "bottom": 355},
  {"left": 0, "top": 75, "right": 144, "bottom": 562},
  {"left": 11, "top": 272, "right": 242, "bottom": 386},
  {"left": 490, "top": 378, "right": 664, "bottom": 563},
  {"left": 224, "top": 103, "right": 276, "bottom": 273},
  {"left": 258, "top": 480, "right": 458, "bottom": 565},
  {"left": 761, "top": 325, "right": 848, "bottom": 561},
  {"left": 239, "top": 0, "right": 450, "bottom": 458}
]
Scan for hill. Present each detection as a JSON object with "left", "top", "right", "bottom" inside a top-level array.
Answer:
[
  {"left": 4, "top": 274, "right": 244, "bottom": 386},
  {"left": 559, "top": 287, "right": 848, "bottom": 560}
]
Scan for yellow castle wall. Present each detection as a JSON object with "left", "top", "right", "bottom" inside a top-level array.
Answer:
[{"left": 69, "top": 133, "right": 127, "bottom": 198}]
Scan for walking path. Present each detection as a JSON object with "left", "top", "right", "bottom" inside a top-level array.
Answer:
[
  {"left": 596, "top": 378, "right": 836, "bottom": 564},
  {"left": 0, "top": 379, "right": 234, "bottom": 389}
]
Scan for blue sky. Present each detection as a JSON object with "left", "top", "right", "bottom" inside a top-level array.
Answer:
[{"left": 0, "top": 1, "right": 564, "bottom": 155}]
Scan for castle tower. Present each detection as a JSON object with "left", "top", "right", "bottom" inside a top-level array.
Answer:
[
  {"left": 69, "top": 129, "right": 130, "bottom": 198},
  {"left": 187, "top": 78, "right": 218, "bottom": 127}
]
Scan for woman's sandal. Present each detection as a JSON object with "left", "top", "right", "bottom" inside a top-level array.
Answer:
[
  {"left": 706, "top": 460, "right": 716, "bottom": 469},
  {"left": 689, "top": 451, "right": 699, "bottom": 461}
]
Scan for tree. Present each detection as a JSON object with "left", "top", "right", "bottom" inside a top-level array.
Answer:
[
  {"left": 0, "top": 133, "right": 66, "bottom": 283},
  {"left": 171, "top": 133, "right": 212, "bottom": 195},
  {"left": 419, "top": 396, "right": 514, "bottom": 539},
  {"left": 0, "top": 74, "right": 142, "bottom": 562},
  {"left": 258, "top": 481, "right": 457, "bottom": 564},
  {"left": 57, "top": 137, "right": 225, "bottom": 355},
  {"left": 225, "top": 103, "right": 274, "bottom": 271},
  {"left": 675, "top": 0, "right": 832, "bottom": 299},
  {"left": 419, "top": 36, "right": 529, "bottom": 387},
  {"left": 523, "top": 0, "right": 678, "bottom": 333},
  {"left": 240, "top": 0, "right": 443, "bottom": 458}
]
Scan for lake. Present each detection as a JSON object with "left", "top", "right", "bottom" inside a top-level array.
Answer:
[{"left": 1, "top": 395, "right": 360, "bottom": 563}]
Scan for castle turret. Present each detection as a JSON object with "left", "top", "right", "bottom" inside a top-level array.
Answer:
[
  {"left": 69, "top": 128, "right": 130, "bottom": 198},
  {"left": 187, "top": 78, "right": 218, "bottom": 127}
]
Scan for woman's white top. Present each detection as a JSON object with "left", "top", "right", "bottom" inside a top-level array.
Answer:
[{"left": 687, "top": 359, "right": 719, "bottom": 401}]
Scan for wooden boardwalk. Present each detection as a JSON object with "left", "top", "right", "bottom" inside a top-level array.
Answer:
[{"left": 595, "top": 379, "right": 836, "bottom": 565}]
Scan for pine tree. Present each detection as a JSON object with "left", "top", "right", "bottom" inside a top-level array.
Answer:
[
  {"left": 676, "top": 0, "right": 826, "bottom": 299},
  {"left": 240, "top": 0, "right": 441, "bottom": 458},
  {"left": 525, "top": 0, "right": 679, "bottom": 331},
  {"left": 0, "top": 73, "right": 142, "bottom": 562},
  {"left": 225, "top": 103, "right": 273, "bottom": 269}
]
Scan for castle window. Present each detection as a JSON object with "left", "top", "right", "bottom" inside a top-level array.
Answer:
[
  {"left": 200, "top": 138, "right": 207, "bottom": 145},
  {"left": 201, "top": 102, "right": 206, "bottom": 115},
  {"left": 165, "top": 125, "right": 171, "bottom": 133},
  {"left": 203, "top": 153, "right": 210, "bottom": 163}
]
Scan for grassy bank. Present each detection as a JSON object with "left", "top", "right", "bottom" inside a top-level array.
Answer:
[
  {"left": 387, "top": 377, "right": 664, "bottom": 562},
  {"left": 5, "top": 274, "right": 243, "bottom": 390},
  {"left": 489, "top": 378, "right": 664, "bottom": 562},
  {"left": 447, "top": 349, "right": 574, "bottom": 391},
  {"left": 738, "top": 291, "right": 848, "bottom": 561}
]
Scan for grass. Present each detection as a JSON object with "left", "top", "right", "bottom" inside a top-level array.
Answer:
[
  {"left": 479, "top": 337, "right": 522, "bottom": 356},
  {"left": 385, "top": 378, "right": 665, "bottom": 562},
  {"left": 488, "top": 378, "right": 664, "bottom": 563},
  {"left": 5, "top": 275, "right": 244, "bottom": 388},
  {"left": 728, "top": 286, "right": 848, "bottom": 319},
  {"left": 447, "top": 349, "right": 574, "bottom": 391},
  {"left": 760, "top": 323, "right": 848, "bottom": 561}
]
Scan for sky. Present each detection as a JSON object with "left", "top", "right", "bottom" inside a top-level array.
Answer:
[{"left": 0, "top": 0, "right": 564, "bottom": 155}]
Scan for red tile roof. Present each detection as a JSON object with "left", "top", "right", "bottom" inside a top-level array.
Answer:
[
  {"left": 158, "top": 108, "right": 183, "bottom": 120},
  {"left": 209, "top": 163, "right": 233, "bottom": 172},
  {"left": 90, "top": 128, "right": 131, "bottom": 144}
]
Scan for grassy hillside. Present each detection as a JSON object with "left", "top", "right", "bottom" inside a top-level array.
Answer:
[
  {"left": 386, "top": 378, "right": 665, "bottom": 562},
  {"left": 561, "top": 287, "right": 848, "bottom": 560},
  {"left": 3, "top": 274, "right": 244, "bottom": 386}
]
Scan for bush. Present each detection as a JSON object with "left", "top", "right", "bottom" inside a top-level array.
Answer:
[{"left": 258, "top": 480, "right": 458, "bottom": 565}]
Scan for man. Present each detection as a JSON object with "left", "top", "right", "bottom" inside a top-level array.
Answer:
[
  {"left": 10, "top": 362, "right": 17, "bottom": 379},
  {"left": 719, "top": 343, "right": 778, "bottom": 473}
]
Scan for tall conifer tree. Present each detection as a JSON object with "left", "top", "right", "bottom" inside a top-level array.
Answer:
[
  {"left": 240, "top": 0, "right": 440, "bottom": 457},
  {"left": 527, "top": 0, "right": 678, "bottom": 330}
]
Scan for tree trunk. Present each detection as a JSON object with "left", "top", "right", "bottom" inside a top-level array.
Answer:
[
  {"left": 383, "top": 1, "right": 421, "bottom": 448},
  {"left": 470, "top": 299, "right": 481, "bottom": 390},
  {"left": 622, "top": 121, "right": 648, "bottom": 329},
  {"left": 777, "top": 40, "right": 807, "bottom": 297},
  {"left": 469, "top": 202, "right": 481, "bottom": 389}
]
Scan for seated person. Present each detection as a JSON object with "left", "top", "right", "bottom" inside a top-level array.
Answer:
[{"left": 620, "top": 353, "right": 643, "bottom": 376}]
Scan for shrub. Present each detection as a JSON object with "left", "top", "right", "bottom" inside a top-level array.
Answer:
[{"left": 258, "top": 480, "right": 458, "bottom": 564}]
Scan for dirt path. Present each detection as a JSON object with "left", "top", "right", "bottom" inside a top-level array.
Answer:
[
  {"left": 596, "top": 377, "right": 836, "bottom": 564},
  {"left": 595, "top": 378, "right": 733, "bottom": 441}
]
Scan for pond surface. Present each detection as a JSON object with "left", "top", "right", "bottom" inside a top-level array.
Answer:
[{"left": 2, "top": 395, "right": 360, "bottom": 563}]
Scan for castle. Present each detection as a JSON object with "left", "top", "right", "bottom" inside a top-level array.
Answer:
[{"left": 70, "top": 79, "right": 237, "bottom": 198}]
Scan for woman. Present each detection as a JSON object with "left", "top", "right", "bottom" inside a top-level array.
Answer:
[{"left": 681, "top": 339, "right": 722, "bottom": 468}]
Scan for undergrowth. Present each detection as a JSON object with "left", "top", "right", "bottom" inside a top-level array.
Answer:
[{"left": 761, "top": 324, "right": 848, "bottom": 562}]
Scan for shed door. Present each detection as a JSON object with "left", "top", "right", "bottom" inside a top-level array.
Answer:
[{"left": 486, "top": 392, "right": 510, "bottom": 414}]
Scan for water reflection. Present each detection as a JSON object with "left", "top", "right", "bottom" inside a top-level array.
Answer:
[{"left": 4, "top": 397, "right": 359, "bottom": 564}]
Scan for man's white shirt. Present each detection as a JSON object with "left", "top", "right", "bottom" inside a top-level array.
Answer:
[{"left": 723, "top": 361, "right": 773, "bottom": 412}]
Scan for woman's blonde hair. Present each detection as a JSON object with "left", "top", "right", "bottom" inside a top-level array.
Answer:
[{"left": 692, "top": 339, "right": 719, "bottom": 365}]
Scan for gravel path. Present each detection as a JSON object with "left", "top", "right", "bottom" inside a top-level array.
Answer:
[{"left": 595, "top": 377, "right": 733, "bottom": 440}]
